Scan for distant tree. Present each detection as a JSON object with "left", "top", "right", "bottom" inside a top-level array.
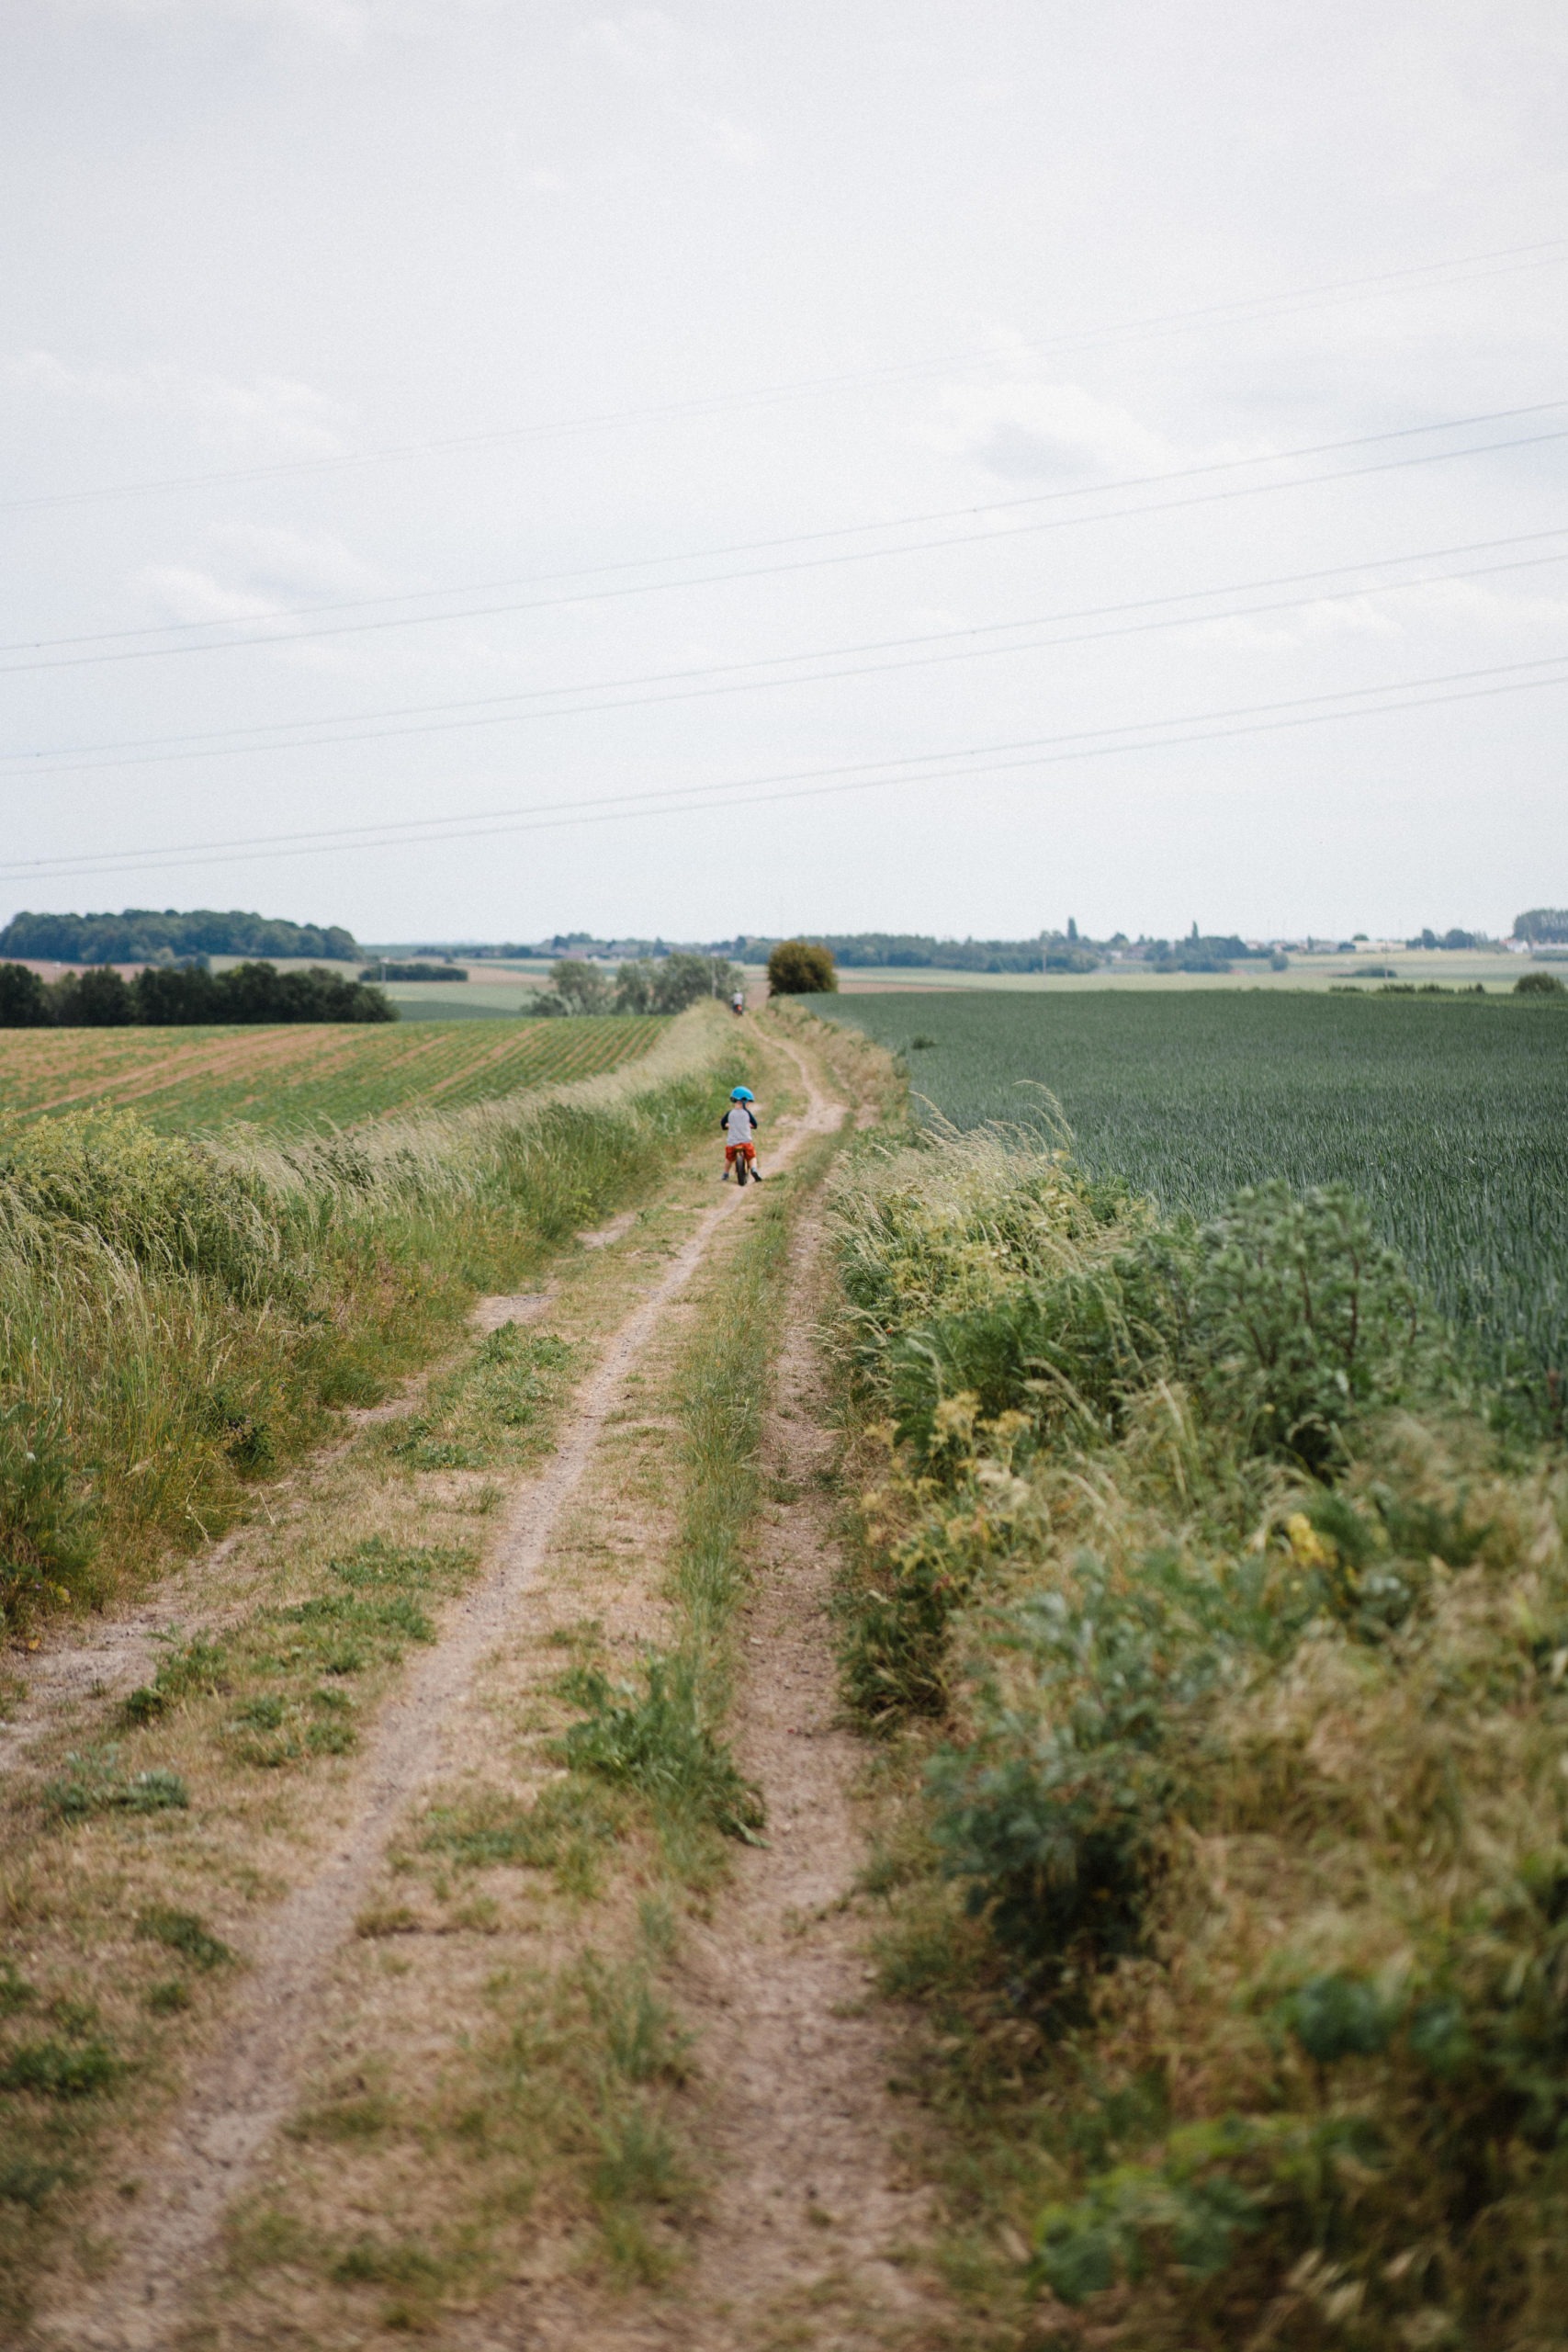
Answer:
[
  {"left": 199, "top": 964, "right": 394, "bottom": 1023},
  {"left": 134, "top": 964, "right": 218, "bottom": 1023},
  {"left": 652, "top": 951, "right": 741, "bottom": 1012},
  {"left": 1514, "top": 908, "right": 1568, "bottom": 944},
  {"left": 767, "top": 940, "right": 838, "bottom": 994},
  {"left": 0, "top": 963, "right": 52, "bottom": 1025},
  {"left": 51, "top": 966, "right": 134, "bottom": 1024},
  {"left": 358, "top": 961, "right": 467, "bottom": 982},
  {"left": 614, "top": 959, "right": 659, "bottom": 1015},
  {"left": 1407, "top": 927, "right": 1482, "bottom": 951},
  {"left": 550, "top": 957, "right": 612, "bottom": 1014},
  {"left": 0, "top": 908, "right": 359, "bottom": 964},
  {"left": 1516, "top": 970, "right": 1566, "bottom": 995}
]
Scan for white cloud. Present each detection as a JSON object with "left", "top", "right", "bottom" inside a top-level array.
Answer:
[
  {"left": 41, "top": 0, "right": 369, "bottom": 45},
  {"left": 582, "top": 8, "right": 766, "bottom": 165},
  {"left": 926, "top": 379, "right": 1174, "bottom": 482},
  {"left": 135, "top": 526, "right": 396, "bottom": 630},
  {"left": 4, "top": 350, "right": 349, "bottom": 455}
]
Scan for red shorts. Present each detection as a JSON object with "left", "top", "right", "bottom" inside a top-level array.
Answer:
[{"left": 725, "top": 1141, "right": 756, "bottom": 1165}]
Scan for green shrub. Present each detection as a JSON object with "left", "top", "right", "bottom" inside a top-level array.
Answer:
[
  {"left": 1516, "top": 968, "right": 1566, "bottom": 995},
  {"left": 830, "top": 1111, "right": 1568, "bottom": 2344},
  {"left": 927, "top": 1553, "right": 1235, "bottom": 2000},
  {"left": 766, "top": 939, "right": 838, "bottom": 994},
  {"left": 1187, "top": 1181, "right": 1427, "bottom": 1466},
  {"left": 550, "top": 957, "right": 612, "bottom": 1014}
]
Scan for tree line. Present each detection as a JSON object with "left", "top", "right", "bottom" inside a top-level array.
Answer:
[
  {"left": 0, "top": 962, "right": 397, "bottom": 1026},
  {"left": 543, "top": 951, "right": 746, "bottom": 1014},
  {"left": 0, "top": 908, "right": 360, "bottom": 965}
]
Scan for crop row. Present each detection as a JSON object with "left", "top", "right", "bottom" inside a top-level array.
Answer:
[{"left": 0, "top": 1016, "right": 668, "bottom": 1135}]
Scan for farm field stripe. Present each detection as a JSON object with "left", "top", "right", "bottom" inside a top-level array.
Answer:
[{"left": 0, "top": 1018, "right": 672, "bottom": 1133}]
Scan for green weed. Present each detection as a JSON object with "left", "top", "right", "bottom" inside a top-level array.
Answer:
[
  {"left": 43, "top": 1752, "right": 189, "bottom": 1821},
  {"left": 135, "top": 1907, "right": 233, "bottom": 1971}
]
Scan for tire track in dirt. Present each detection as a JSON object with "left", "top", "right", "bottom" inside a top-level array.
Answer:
[
  {"left": 33, "top": 1034, "right": 839, "bottom": 2352},
  {"left": 518, "top": 1076, "right": 946, "bottom": 2352}
]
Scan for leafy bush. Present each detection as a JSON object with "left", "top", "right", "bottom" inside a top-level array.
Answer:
[
  {"left": 1187, "top": 1181, "right": 1427, "bottom": 1466},
  {"left": 927, "top": 1554, "right": 1234, "bottom": 2001},
  {"left": 614, "top": 954, "right": 742, "bottom": 1015},
  {"left": 767, "top": 939, "right": 838, "bottom": 994},
  {"left": 1516, "top": 969, "right": 1566, "bottom": 996}
]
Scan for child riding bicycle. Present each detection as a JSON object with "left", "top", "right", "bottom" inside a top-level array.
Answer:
[{"left": 720, "top": 1087, "right": 761, "bottom": 1182}]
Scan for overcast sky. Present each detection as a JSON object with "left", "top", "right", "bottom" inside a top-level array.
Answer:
[{"left": 3, "top": 0, "right": 1565, "bottom": 945}]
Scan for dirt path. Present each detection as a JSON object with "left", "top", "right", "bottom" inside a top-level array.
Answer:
[
  {"left": 31, "top": 1033, "right": 846, "bottom": 2352},
  {"left": 510, "top": 1063, "right": 946, "bottom": 2352},
  {"left": 678, "top": 1189, "right": 937, "bottom": 2341}
]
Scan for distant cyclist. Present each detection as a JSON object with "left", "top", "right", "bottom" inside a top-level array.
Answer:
[
  {"left": 720, "top": 1086, "right": 761, "bottom": 1182},
  {"left": 730, "top": 989, "right": 745, "bottom": 1016}
]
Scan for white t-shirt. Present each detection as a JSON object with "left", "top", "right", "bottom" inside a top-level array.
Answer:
[{"left": 726, "top": 1102, "right": 757, "bottom": 1144}]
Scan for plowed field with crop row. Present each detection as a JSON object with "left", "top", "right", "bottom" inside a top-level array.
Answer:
[{"left": 0, "top": 1015, "right": 668, "bottom": 1134}]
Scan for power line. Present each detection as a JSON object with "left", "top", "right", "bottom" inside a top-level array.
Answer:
[
  {"left": 5, "top": 414, "right": 1565, "bottom": 679},
  {"left": 7, "top": 526, "right": 1568, "bottom": 780},
  {"left": 4, "top": 393, "right": 1561, "bottom": 660},
  {"left": 4, "top": 237, "right": 1564, "bottom": 519},
  {"left": 5, "top": 649, "right": 1563, "bottom": 886}
]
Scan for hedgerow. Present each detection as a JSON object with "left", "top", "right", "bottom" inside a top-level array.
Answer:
[{"left": 830, "top": 1117, "right": 1568, "bottom": 2347}]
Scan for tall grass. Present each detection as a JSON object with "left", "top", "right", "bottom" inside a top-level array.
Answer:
[
  {"left": 0, "top": 1010, "right": 733, "bottom": 1634},
  {"left": 830, "top": 1116, "right": 1568, "bottom": 2348}
]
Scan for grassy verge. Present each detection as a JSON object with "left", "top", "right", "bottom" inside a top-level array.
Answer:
[
  {"left": 0, "top": 1006, "right": 736, "bottom": 1641},
  {"left": 828, "top": 1120, "right": 1568, "bottom": 2349}
]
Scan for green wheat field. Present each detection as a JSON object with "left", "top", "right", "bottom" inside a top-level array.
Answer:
[{"left": 820, "top": 988, "right": 1568, "bottom": 1385}]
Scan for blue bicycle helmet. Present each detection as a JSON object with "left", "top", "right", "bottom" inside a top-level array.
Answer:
[{"left": 730, "top": 1086, "right": 754, "bottom": 1101}]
